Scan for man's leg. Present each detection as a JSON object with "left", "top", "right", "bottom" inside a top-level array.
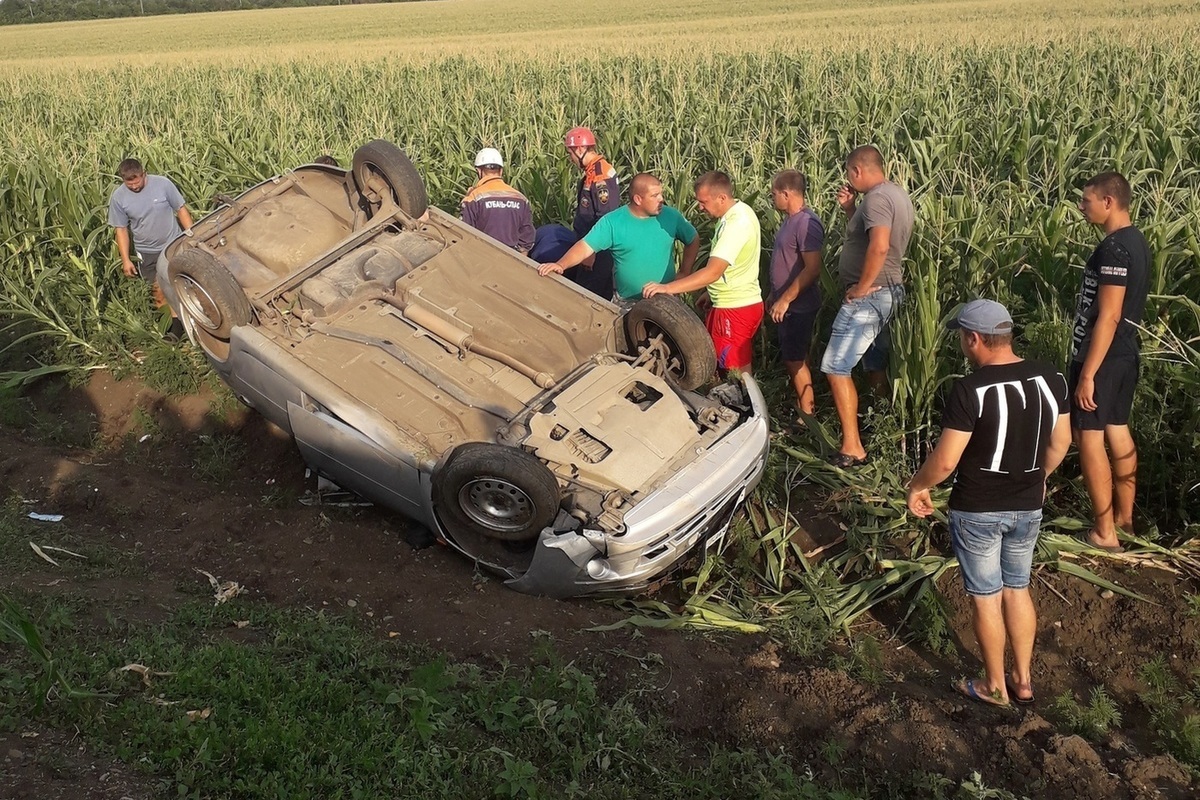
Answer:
[
  {"left": 1002, "top": 587, "right": 1036, "bottom": 700},
  {"left": 1076, "top": 428, "right": 1119, "bottom": 547},
  {"left": 827, "top": 374, "right": 865, "bottom": 459},
  {"left": 970, "top": 593, "right": 1008, "bottom": 699},
  {"left": 861, "top": 288, "right": 902, "bottom": 399},
  {"left": 1105, "top": 424, "right": 1137, "bottom": 534},
  {"left": 820, "top": 301, "right": 878, "bottom": 459},
  {"left": 784, "top": 359, "right": 815, "bottom": 415}
]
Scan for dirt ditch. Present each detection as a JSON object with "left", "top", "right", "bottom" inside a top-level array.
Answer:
[{"left": 1, "top": 372, "right": 1196, "bottom": 798}]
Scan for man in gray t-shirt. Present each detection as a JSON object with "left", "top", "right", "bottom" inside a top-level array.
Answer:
[
  {"left": 108, "top": 158, "right": 192, "bottom": 309},
  {"left": 820, "top": 145, "right": 914, "bottom": 468}
]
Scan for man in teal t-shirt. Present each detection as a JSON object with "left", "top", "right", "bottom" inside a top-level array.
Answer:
[{"left": 538, "top": 173, "right": 698, "bottom": 301}]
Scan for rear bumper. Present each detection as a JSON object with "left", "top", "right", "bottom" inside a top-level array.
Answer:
[{"left": 506, "top": 374, "right": 770, "bottom": 597}]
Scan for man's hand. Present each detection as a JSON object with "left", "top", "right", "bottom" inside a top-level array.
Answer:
[
  {"left": 837, "top": 184, "right": 857, "bottom": 215},
  {"left": 122, "top": 258, "right": 137, "bottom": 278},
  {"left": 906, "top": 486, "right": 935, "bottom": 518},
  {"left": 770, "top": 298, "right": 790, "bottom": 323},
  {"left": 538, "top": 262, "right": 565, "bottom": 277},
  {"left": 844, "top": 284, "right": 879, "bottom": 302},
  {"left": 1073, "top": 373, "right": 1097, "bottom": 412},
  {"left": 641, "top": 282, "right": 668, "bottom": 298}
]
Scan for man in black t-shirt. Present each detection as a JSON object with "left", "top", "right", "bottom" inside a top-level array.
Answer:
[
  {"left": 907, "top": 300, "right": 1071, "bottom": 707},
  {"left": 1072, "top": 172, "right": 1150, "bottom": 553}
]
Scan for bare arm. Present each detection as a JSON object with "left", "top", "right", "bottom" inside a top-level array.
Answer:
[
  {"left": 1043, "top": 413, "right": 1072, "bottom": 476},
  {"left": 538, "top": 239, "right": 596, "bottom": 276},
  {"left": 643, "top": 256, "right": 729, "bottom": 297},
  {"left": 177, "top": 205, "right": 193, "bottom": 231},
  {"left": 906, "top": 428, "right": 972, "bottom": 517},
  {"left": 847, "top": 225, "right": 889, "bottom": 301},
  {"left": 115, "top": 227, "right": 136, "bottom": 277},
  {"left": 677, "top": 236, "right": 700, "bottom": 277},
  {"left": 1074, "top": 284, "right": 1125, "bottom": 412},
  {"left": 770, "top": 249, "right": 821, "bottom": 323}
]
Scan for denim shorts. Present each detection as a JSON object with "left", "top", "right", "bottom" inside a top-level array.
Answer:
[
  {"left": 820, "top": 285, "right": 904, "bottom": 376},
  {"left": 949, "top": 509, "right": 1043, "bottom": 596}
]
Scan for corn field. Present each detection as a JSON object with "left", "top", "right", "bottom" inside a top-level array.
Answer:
[{"left": 1, "top": 1, "right": 1199, "bottom": 629}]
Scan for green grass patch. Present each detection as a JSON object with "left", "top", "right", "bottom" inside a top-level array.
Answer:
[
  {"left": 0, "top": 494, "right": 135, "bottom": 577},
  {"left": 1138, "top": 656, "right": 1200, "bottom": 775},
  {"left": 2, "top": 596, "right": 874, "bottom": 800},
  {"left": 1049, "top": 687, "right": 1123, "bottom": 742},
  {"left": 191, "top": 433, "right": 248, "bottom": 483}
]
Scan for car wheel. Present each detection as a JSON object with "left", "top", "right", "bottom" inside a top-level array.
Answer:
[
  {"left": 623, "top": 295, "right": 716, "bottom": 391},
  {"left": 167, "top": 248, "right": 251, "bottom": 361},
  {"left": 433, "top": 443, "right": 560, "bottom": 543},
  {"left": 351, "top": 139, "right": 429, "bottom": 219}
]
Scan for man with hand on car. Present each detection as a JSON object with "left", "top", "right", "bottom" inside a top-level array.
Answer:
[
  {"left": 108, "top": 157, "right": 192, "bottom": 317},
  {"left": 460, "top": 147, "right": 535, "bottom": 255},
  {"left": 538, "top": 173, "right": 698, "bottom": 304},
  {"left": 642, "top": 171, "right": 763, "bottom": 375}
]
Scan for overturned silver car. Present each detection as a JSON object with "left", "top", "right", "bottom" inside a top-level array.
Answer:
[{"left": 160, "top": 140, "right": 769, "bottom": 597}]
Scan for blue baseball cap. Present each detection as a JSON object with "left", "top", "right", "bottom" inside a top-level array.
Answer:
[{"left": 949, "top": 299, "right": 1014, "bottom": 334}]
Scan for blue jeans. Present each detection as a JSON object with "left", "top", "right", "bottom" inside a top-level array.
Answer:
[
  {"left": 820, "top": 285, "right": 905, "bottom": 376},
  {"left": 950, "top": 509, "right": 1043, "bottom": 596}
]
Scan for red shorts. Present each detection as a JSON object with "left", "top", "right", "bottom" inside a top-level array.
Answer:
[{"left": 706, "top": 302, "right": 764, "bottom": 371}]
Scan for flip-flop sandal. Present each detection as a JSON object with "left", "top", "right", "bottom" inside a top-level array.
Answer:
[
  {"left": 827, "top": 452, "right": 869, "bottom": 469},
  {"left": 1084, "top": 531, "right": 1125, "bottom": 553},
  {"left": 954, "top": 677, "right": 1009, "bottom": 708},
  {"left": 1005, "top": 680, "right": 1035, "bottom": 706}
]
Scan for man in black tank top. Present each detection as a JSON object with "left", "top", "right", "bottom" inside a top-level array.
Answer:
[
  {"left": 1071, "top": 172, "right": 1150, "bottom": 552},
  {"left": 907, "top": 300, "right": 1072, "bottom": 706}
]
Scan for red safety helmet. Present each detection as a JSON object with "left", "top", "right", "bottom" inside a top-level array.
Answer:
[{"left": 563, "top": 126, "right": 597, "bottom": 148}]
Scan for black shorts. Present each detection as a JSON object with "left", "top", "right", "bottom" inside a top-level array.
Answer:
[
  {"left": 776, "top": 308, "right": 817, "bottom": 363},
  {"left": 1069, "top": 356, "right": 1138, "bottom": 430}
]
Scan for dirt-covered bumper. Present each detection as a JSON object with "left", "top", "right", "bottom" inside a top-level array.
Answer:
[{"left": 506, "top": 374, "right": 769, "bottom": 597}]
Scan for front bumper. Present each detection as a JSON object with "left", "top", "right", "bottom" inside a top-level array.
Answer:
[{"left": 507, "top": 374, "right": 770, "bottom": 598}]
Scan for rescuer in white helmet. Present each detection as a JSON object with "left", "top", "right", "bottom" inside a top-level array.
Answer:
[{"left": 460, "top": 147, "right": 535, "bottom": 255}]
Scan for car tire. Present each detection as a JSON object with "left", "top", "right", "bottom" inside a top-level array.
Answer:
[
  {"left": 623, "top": 295, "right": 716, "bottom": 391},
  {"left": 433, "top": 443, "right": 560, "bottom": 543},
  {"left": 351, "top": 139, "right": 429, "bottom": 219},
  {"left": 167, "top": 247, "right": 251, "bottom": 361}
]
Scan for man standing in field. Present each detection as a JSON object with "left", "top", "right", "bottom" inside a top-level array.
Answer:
[
  {"left": 907, "top": 300, "right": 1071, "bottom": 707},
  {"left": 108, "top": 158, "right": 192, "bottom": 313},
  {"left": 643, "top": 171, "right": 763, "bottom": 375},
  {"left": 821, "top": 145, "right": 913, "bottom": 468},
  {"left": 460, "top": 147, "right": 535, "bottom": 255},
  {"left": 563, "top": 126, "right": 621, "bottom": 299},
  {"left": 768, "top": 169, "right": 824, "bottom": 421},
  {"left": 537, "top": 173, "right": 698, "bottom": 303},
  {"left": 1071, "top": 172, "right": 1150, "bottom": 553}
]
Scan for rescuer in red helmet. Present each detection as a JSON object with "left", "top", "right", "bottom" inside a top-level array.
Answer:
[{"left": 562, "top": 126, "right": 621, "bottom": 299}]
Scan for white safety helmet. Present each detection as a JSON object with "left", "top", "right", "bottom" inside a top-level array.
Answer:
[{"left": 473, "top": 147, "right": 504, "bottom": 168}]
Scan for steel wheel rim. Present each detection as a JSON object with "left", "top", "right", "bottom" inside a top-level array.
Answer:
[
  {"left": 176, "top": 275, "right": 223, "bottom": 333},
  {"left": 459, "top": 477, "right": 535, "bottom": 532}
]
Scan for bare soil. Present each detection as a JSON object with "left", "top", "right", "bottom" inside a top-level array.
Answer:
[{"left": 2, "top": 371, "right": 1197, "bottom": 799}]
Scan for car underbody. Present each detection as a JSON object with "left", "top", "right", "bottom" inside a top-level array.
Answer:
[{"left": 161, "top": 141, "right": 769, "bottom": 597}]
